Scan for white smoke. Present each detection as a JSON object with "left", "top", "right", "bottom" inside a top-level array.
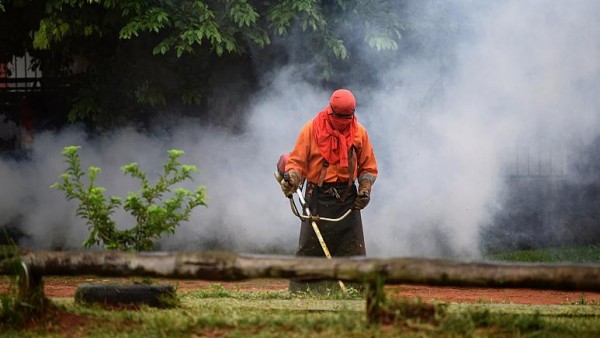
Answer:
[
  {"left": 361, "top": 0, "right": 600, "bottom": 257},
  {"left": 2, "top": 1, "right": 600, "bottom": 258}
]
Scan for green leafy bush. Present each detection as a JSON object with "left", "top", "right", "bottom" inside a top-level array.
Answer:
[{"left": 51, "top": 146, "right": 207, "bottom": 251}]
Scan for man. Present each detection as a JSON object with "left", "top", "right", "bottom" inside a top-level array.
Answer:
[{"left": 279, "top": 89, "right": 378, "bottom": 293}]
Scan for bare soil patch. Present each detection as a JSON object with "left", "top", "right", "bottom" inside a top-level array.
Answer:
[
  {"left": 4, "top": 276, "right": 600, "bottom": 305},
  {"left": 389, "top": 284, "right": 600, "bottom": 305}
]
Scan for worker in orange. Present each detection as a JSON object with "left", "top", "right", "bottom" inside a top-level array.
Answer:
[{"left": 279, "top": 89, "right": 378, "bottom": 293}]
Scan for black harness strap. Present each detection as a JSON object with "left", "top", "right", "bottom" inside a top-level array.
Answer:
[
  {"left": 317, "top": 161, "right": 329, "bottom": 187},
  {"left": 314, "top": 145, "right": 359, "bottom": 202},
  {"left": 338, "top": 146, "right": 356, "bottom": 202}
]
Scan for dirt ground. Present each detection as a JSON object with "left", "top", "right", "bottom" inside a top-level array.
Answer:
[{"left": 7, "top": 276, "right": 599, "bottom": 305}]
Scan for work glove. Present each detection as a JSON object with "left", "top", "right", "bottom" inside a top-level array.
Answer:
[
  {"left": 353, "top": 178, "right": 373, "bottom": 210},
  {"left": 280, "top": 170, "right": 301, "bottom": 198}
]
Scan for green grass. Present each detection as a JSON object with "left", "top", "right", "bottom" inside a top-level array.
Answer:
[
  {"left": 0, "top": 291, "right": 598, "bottom": 337},
  {"left": 185, "top": 283, "right": 364, "bottom": 300},
  {"left": 486, "top": 244, "right": 600, "bottom": 263}
]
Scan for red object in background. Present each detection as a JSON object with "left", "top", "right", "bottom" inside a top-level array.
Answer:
[
  {"left": 19, "top": 97, "right": 35, "bottom": 144},
  {"left": 0, "top": 63, "right": 7, "bottom": 88}
]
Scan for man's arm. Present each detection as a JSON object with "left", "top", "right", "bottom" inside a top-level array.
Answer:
[
  {"left": 285, "top": 122, "right": 312, "bottom": 179},
  {"left": 357, "top": 127, "right": 378, "bottom": 183}
]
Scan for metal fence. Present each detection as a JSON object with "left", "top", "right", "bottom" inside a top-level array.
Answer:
[
  {"left": 503, "top": 145, "right": 567, "bottom": 178},
  {"left": 0, "top": 53, "right": 43, "bottom": 92}
]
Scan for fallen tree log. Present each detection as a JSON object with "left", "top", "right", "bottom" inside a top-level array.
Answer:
[{"left": 2, "top": 251, "right": 600, "bottom": 291}]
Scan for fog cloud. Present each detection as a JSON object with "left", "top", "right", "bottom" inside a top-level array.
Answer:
[{"left": 2, "top": 1, "right": 600, "bottom": 258}]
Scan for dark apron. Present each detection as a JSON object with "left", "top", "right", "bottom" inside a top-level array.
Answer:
[{"left": 290, "top": 182, "right": 366, "bottom": 294}]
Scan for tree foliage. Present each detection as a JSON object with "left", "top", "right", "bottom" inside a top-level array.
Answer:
[{"left": 1, "top": 1, "right": 404, "bottom": 126}]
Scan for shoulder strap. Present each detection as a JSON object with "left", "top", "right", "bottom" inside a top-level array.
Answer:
[
  {"left": 339, "top": 146, "right": 357, "bottom": 202},
  {"left": 317, "top": 160, "right": 329, "bottom": 187}
]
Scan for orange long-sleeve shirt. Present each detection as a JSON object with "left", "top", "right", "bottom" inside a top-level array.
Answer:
[{"left": 285, "top": 120, "right": 378, "bottom": 184}]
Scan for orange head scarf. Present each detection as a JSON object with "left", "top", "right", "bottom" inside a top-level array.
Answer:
[{"left": 313, "top": 89, "right": 357, "bottom": 168}]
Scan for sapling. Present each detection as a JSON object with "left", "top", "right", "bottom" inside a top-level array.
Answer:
[{"left": 51, "top": 146, "right": 207, "bottom": 251}]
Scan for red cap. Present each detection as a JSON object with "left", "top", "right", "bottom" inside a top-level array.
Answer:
[{"left": 329, "top": 89, "right": 356, "bottom": 115}]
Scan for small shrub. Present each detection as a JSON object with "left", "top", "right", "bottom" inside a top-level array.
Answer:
[{"left": 51, "top": 145, "right": 207, "bottom": 251}]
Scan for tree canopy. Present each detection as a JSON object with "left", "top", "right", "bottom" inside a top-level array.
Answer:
[{"left": 0, "top": 1, "right": 454, "bottom": 128}]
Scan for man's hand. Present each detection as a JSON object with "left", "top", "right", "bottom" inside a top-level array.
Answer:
[
  {"left": 354, "top": 178, "right": 373, "bottom": 210},
  {"left": 280, "top": 170, "right": 301, "bottom": 197},
  {"left": 354, "top": 191, "right": 370, "bottom": 210}
]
